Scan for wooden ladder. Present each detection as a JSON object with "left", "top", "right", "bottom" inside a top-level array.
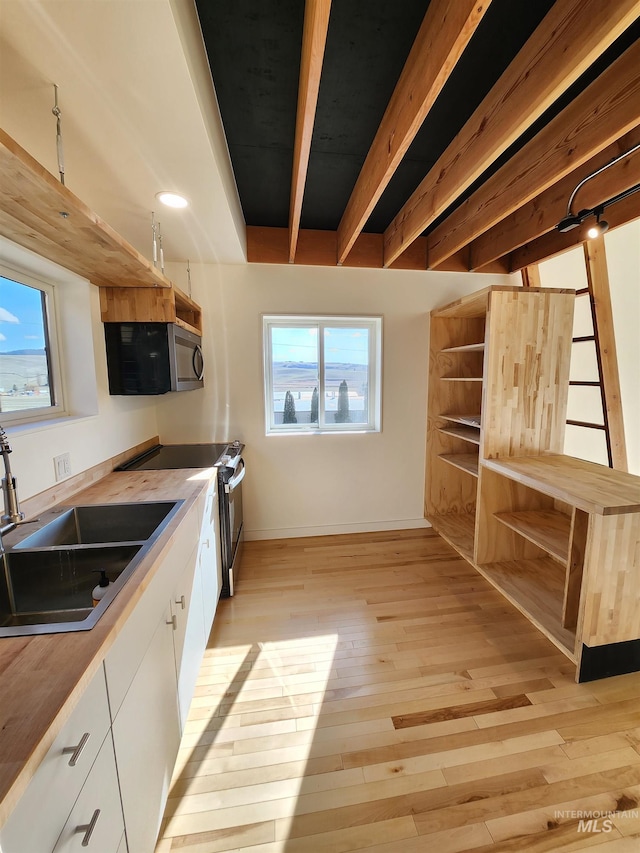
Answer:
[{"left": 522, "top": 237, "right": 627, "bottom": 471}]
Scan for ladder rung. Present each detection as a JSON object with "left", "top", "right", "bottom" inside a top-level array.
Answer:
[
  {"left": 569, "top": 381, "right": 602, "bottom": 387},
  {"left": 572, "top": 335, "right": 596, "bottom": 343},
  {"left": 566, "top": 419, "right": 607, "bottom": 430},
  {"left": 575, "top": 287, "right": 590, "bottom": 296}
]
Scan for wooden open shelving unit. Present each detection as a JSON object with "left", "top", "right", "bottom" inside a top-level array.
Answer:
[
  {"left": 425, "top": 284, "right": 575, "bottom": 554},
  {"left": 425, "top": 285, "right": 640, "bottom": 681},
  {"left": 99, "top": 285, "right": 202, "bottom": 336},
  {"left": 0, "top": 127, "right": 202, "bottom": 334}
]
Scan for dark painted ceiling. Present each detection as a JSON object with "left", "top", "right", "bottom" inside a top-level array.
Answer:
[{"left": 195, "top": 1, "right": 640, "bottom": 245}]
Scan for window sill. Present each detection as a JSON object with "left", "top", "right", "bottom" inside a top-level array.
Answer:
[{"left": 3, "top": 413, "right": 98, "bottom": 439}]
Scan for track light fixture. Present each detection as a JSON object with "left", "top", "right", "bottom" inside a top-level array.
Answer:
[
  {"left": 586, "top": 208, "right": 609, "bottom": 240},
  {"left": 556, "top": 141, "right": 640, "bottom": 238}
]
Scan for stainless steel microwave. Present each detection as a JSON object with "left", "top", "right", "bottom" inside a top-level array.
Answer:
[{"left": 104, "top": 322, "right": 204, "bottom": 395}]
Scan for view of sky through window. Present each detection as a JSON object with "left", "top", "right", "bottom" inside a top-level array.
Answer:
[
  {"left": 268, "top": 322, "right": 375, "bottom": 429},
  {"left": 0, "top": 275, "right": 52, "bottom": 412}
]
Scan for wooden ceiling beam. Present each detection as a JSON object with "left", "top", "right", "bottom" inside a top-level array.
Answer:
[
  {"left": 470, "top": 127, "right": 640, "bottom": 270},
  {"left": 336, "top": 0, "right": 490, "bottom": 266},
  {"left": 289, "top": 0, "right": 332, "bottom": 263},
  {"left": 426, "top": 39, "right": 640, "bottom": 268},
  {"left": 382, "top": 0, "right": 640, "bottom": 268},
  {"left": 507, "top": 190, "right": 640, "bottom": 271},
  {"left": 248, "top": 225, "right": 508, "bottom": 273}
]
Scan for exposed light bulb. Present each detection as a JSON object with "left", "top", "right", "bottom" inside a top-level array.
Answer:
[
  {"left": 156, "top": 191, "right": 189, "bottom": 209},
  {"left": 586, "top": 223, "right": 600, "bottom": 239}
]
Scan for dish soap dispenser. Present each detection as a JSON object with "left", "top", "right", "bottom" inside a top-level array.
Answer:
[{"left": 92, "top": 570, "right": 110, "bottom": 607}]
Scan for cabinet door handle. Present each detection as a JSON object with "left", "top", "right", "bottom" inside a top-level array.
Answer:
[
  {"left": 175, "top": 594, "right": 186, "bottom": 609},
  {"left": 62, "top": 731, "right": 90, "bottom": 766},
  {"left": 166, "top": 614, "right": 177, "bottom": 630},
  {"left": 76, "top": 808, "right": 100, "bottom": 847}
]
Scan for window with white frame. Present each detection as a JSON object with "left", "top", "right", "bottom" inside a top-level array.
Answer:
[
  {"left": 263, "top": 315, "right": 382, "bottom": 434},
  {"left": 0, "top": 266, "right": 64, "bottom": 424}
]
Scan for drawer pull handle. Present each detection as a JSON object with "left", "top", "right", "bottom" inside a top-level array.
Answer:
[
  {"left": 62, "top": 732, "right": 90, "bottom": 766},
  {"left": 175, "top": 594, "right": 186, "bottom": 609},
  {"left": 167, "top": 614, "right": 177, "bottom": 630},
  {"left": 76, "top": 808, "right": 100, "bottom": 847}
]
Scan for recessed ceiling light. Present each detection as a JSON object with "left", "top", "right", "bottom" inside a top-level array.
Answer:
[{"left": 156, "top": 191, "right": 189, "bottom": 209}]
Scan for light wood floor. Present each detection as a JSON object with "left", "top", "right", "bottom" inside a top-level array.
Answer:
[{"left": 156, "top": 528, "right": 640, "bottom": 853}]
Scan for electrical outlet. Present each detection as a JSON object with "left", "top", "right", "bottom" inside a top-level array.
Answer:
[{"left": 54, "top": 452, "right": 71, "bottom": 481}]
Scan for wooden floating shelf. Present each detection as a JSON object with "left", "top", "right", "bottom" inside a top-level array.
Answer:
[
  {"left": 494, "top": 509, "right": 571, "bottom": 564},
  {"left": 440, "top": 342, "right": 485, "bottom": 353},
  {"left": 437, "top": 424, "right": 481, "bottom": 445},
  {"left": 427, "top": 513, "right": 475, "bottom": 562},
  {"left": 439, "top": 453, "right": 479, "bottom": 478},
  {"left": 440, "top": 375, "right": 483, "bottom": 382},
  {"left": 475, "top": 557, "right": 576, "bottom": 659},
  {"left": 0, "top": 128, "right": 173, "bottom": 290}
]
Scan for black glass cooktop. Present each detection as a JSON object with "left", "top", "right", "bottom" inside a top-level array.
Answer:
[{"left": 117, "top": 443, "right": 229, "bottom": 471}]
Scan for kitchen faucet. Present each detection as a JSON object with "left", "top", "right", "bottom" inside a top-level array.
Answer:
[{"left": 0, "top": 426, "right": 25, "bottom": 546}]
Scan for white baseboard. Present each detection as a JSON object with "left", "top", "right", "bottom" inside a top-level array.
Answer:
[{"left": 244, "top": 517, "right": 431, "bottom": 541}]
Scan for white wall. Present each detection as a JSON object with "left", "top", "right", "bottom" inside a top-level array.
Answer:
[
  {"left": 536, "top": 220, "right": 640, "bottom": 474},
  {"left": 157, "top": 262, "right": 506, "bottom": 539}
]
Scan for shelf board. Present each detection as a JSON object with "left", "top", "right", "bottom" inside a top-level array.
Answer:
[
  {"left": 0, "top": 128, "right": 172, "bottom": 289},
  {"left": 494, "top": 510, "right": 571, "bottom": 564},
  {"left": 440, "top": 342, "right": 485, "bottom": 353},
  {"left": 475, "top": 557, "right": 576, "bottom": 660},
  {"left": 427, "top": 513, "right": 475, "bottom": 562},
  {"left": 440, "top": 375, "right": 483, "bottom": 382},
  {"left": 438, "top": 425, "right": 481, "bottom": 446},
  {"left": 483, "top": 455, "right": 640, "bottom": 516},
  {"left": 441, "top": 414, "right": 482, "bottom": 428},
  {"left": 439, "top": 453, "right": 479, "bottom": 478}
]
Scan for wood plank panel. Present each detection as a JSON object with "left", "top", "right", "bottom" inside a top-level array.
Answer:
[
  {"left": 584, "top": 237, "right": 628, "bottom": 471},
  {"left": 382, "top": 0, "right": 640, "bottom": 266},
  {"left": 563, "top": 508, "right": 589, "bottom": 631},
  {"left": 289, "top": 0, "right": 332, "bottom": 262},
  {"left": 336, "top": 0, "right": 490, "bottom": 263},
  {"left": 581, "top": 512, "right": 640, "bottom": 645},
  {"left": 482, "top": 289, "right": 575, "bottom": 458},
  {"left": 426, "top": 38, "right": 640, "bottom": 268}
]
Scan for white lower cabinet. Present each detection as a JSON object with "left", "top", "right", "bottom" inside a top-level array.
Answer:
[
  {"left": 0, "top": 667, "right": 115, "bottom": 853},
  {"left": 172, "top": 541, "right": 205, "bottom": 730},
  {"left": 111, "top": 608, "right": 181, "bottom": 853},
  {"left": 2, "top": 490, "right": 221, "bottom": 853},
  {"left": 52, "top": 731, "right": 124, "bottom": 853},
  {"left": 198, "top": 480, "right": 222, "bottom": 638}
]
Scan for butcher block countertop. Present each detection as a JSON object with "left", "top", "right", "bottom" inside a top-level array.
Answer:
[{"left": 0, "top": 466, "right": 215, "bottom": 826}]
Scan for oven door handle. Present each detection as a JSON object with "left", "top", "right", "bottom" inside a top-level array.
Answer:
[{"left": 225, "top": 460, "right": 245, "bottom": 493}]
